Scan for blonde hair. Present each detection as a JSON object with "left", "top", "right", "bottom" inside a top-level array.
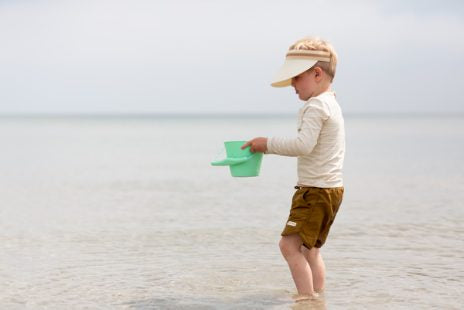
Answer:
[{"left": 289, "top": 37, "right": 338, "bottom": 82}]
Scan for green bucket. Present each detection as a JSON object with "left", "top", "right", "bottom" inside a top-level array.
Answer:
[{"left": 211, "top": 141, "right": 263, "bottom": 177}]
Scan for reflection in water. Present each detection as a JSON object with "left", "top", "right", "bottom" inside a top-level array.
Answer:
[{"left": 291, "top": 292, "right": 327, "bottom": 310}]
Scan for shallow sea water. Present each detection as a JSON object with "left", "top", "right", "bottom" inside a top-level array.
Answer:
[{"left": 0, "top": 115, "right": 463, "bottom": 309}]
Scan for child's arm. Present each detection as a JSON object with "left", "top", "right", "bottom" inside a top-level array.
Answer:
[
  {"left": 244, "top": 99, "right": 330, "bottom": 156},
  {"left": 268, "top": 108, "right": 325, "bottom": 156}
]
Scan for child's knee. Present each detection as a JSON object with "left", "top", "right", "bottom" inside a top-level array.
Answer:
[
  {"left": 278, "top": 238, "right": 287, "bottom": 254},
  {"left": 302, "top": 247, "right": 322, "bottom": 264},
  {"left": 306, "top": 247, "right": 320, "bottom": 259},
  {"left": 279, "top": 235, "right": 301, "bottom": 258}
]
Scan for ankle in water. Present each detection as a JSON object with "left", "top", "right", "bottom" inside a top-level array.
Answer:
[{"left": 293, "top": 292, "right": 319, "bottom": 302}]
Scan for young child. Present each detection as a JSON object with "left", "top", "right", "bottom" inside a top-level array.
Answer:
[{"left": 242, "top": 37, "right": 345, "bottom": 298}]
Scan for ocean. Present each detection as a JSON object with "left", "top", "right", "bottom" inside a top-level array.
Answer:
[{"left": 0, "top": 115, "right": 463, "bottom": 309}]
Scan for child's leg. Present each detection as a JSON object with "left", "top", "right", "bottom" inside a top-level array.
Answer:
[
  {"left": 279, "top": 234, "right": 315, "bottom": 296},
  {"left": 302, "top": 246, "right": 325, "bottom": 292}
]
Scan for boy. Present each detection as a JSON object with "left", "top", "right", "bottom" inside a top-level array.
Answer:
[{"left": 242, "top": 37, "right": 345, "bottom": 298}]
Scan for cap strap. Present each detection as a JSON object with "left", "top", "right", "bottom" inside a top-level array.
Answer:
[{"left": 286, "top": 50, "right": 331, "bottom": 62}]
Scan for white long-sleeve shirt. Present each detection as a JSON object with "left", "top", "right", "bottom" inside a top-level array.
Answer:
[{"left": 267, "top": 91, "right": 345, "bottom": 188}]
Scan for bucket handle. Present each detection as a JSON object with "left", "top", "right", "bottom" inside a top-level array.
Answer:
[{"left": 210, "top": 154, "right": 256, "bottom": 166}]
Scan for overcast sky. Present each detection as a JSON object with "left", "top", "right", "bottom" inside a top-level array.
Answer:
[{"left": 1, "top": 0, "right": 463, "bottom": 115}]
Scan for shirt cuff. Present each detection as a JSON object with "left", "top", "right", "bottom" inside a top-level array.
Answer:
[{"left": 266, "top": 137, "right": 275, "bottom": 154}]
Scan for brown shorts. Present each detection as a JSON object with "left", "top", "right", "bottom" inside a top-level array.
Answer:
[{"left": 281, "top": 186, "right": 344, "bottom": 249}]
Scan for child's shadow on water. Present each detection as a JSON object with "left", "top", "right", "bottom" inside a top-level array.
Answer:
[{"left": 122, "top": 293, "right": 327, "bottom": 310}]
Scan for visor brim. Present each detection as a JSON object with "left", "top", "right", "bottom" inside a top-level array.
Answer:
[{"left": 270, "top": 58, "right": 318, "bottom": 88}]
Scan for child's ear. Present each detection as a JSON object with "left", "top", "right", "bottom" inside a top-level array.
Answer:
[{"left": 314, "top": 67, "right": 323, "bottom": 79}]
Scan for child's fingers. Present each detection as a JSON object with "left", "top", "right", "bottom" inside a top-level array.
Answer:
[{"left": 241, "top": 140, "right": 252, "bottom": 150}]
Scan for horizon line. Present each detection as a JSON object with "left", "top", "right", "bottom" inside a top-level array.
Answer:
[{"left": 0, "top": 111, "right": 463, "bottom": 119}]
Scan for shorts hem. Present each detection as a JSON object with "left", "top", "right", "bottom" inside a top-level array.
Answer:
[{"left": 281, "top": 231, "right": 317, "bottom": 249}]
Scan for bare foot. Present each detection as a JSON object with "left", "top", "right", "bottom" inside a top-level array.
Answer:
[{"left": 292, "top": 292, "right": 319, "bottom": 302}]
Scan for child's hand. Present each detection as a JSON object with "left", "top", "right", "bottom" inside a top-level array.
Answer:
[{"left": 241, "top": 137, "right": 268, "bottom": 153}]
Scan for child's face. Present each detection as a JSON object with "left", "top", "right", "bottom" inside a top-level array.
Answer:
[{"left": 291, "top": 67, "right": 320, "bottom": 101}]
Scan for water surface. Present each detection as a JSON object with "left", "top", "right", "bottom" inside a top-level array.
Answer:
[{"left": 0, "top": 115, "right": 463, "bottom": 309}]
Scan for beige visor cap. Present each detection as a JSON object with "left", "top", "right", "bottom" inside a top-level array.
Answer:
[{"left": 271, "top": 49, "right": 331, "bottom": 87}]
